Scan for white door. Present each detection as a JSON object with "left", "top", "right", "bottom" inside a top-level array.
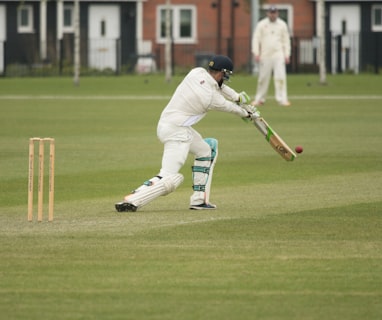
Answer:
[
  {"left": 88, "top": 5, "right": 120, "bottom": 71},
  {"left": 330, "top": 5, "right": 360, "bottom": 73},
  {"left": 0, "top": 5, "right": 6, "bottom": 74}
]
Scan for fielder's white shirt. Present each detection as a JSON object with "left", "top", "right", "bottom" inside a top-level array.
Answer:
[
  {"left": 251, "top": 17, "right": 291, "bottom": 58},
  {"left": 159, "top": 67, "right": 248, "bottom": 127}
]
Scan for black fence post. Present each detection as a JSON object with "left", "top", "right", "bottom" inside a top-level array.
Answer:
[
  {"left": 116, "top": 38, "right": 121, "bottom": 75},
  {"left": 2, "top": 41, "right": 5, "bottom": 76},
  {"left": 327, "top": 32, "right": 332, "bottom": 74},
  {"left": 59, "top": 39, "right": 63, "bottom": 76},
  {"left": 375, "top": 33, "right": 380, "bottom": 74},
  {"left": 291, "top": 37, "right": 298, "bottom": 73},
  {"left": 336, "top": 35, "right": 342, "bottom": 73}
]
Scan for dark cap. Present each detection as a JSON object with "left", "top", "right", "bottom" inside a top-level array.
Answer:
[
  {"left": 268, "top": 5, "right": 277, "bottom": 12},
  {"left": 208, "top": 55, "right": 234, "bottom": 73},
  {"left": 208, "top": 55, "right": 234, "bottom": 80}
]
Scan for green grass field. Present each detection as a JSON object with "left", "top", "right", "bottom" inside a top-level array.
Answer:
[{"left": 1, "top": 74, "right": 382, "bottom": 319}]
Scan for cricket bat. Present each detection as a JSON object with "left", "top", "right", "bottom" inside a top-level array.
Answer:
[{"left": 253, "top": 117, "right": 296, "bottom": 161}]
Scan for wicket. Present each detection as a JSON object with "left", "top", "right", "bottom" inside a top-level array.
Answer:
[{"left": 28, "top": 137, "right": 55, "bottom": 222}]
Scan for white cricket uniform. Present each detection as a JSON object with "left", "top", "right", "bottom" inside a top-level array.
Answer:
[
  {"left": 252, "top": 17, "right": 291, "bottom": 104},
  {"left": 156, "top": 67, "right": 248, "bottom": 205}
]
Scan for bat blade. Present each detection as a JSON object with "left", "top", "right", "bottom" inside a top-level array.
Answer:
[{"left": 253, "top": 117, "right": 296, "bottom": 161}]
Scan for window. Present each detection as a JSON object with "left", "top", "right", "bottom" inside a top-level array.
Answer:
[
  {"left": 179, "top": 9, "right": 192, "bottom": 38},
  {"left": 341, "top": 20, "right": 347, "bottom": 35},
  {"left": 157, "top": 5, "right": 196, "bottom": 44},
  {"left": 260, "top": 4, "right": 293, "bottom": 35},
  {"left": 17, "top": 5, "right": 33, "bottom": 33},
  {"left": 372, "top": 5, "right": 382, "bottom": 31},
  {"left": 160, "top": 8, "right": 173, "bottom": 38},
  {"left": 101, "top": 20, "right": 106, "bottom": 37},
  {"left": 63, "top": 5, "right": 74, "bottom": 32}
]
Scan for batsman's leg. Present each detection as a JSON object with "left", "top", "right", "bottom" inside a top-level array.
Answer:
[
  {"left": 115, "top": 174, "right": 184, "bottom": 212},
  {"left": 190, "top": 138, "right": 218, "bottom": 210},
  {"left": 116, "top": 130, "right": 190, "bottom": 212}
]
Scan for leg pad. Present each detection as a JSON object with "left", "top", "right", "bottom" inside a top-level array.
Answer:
[{"left": 120, "top": 173, "right": 184, "bottom": 210}]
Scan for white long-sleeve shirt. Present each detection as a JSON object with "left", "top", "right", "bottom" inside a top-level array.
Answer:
[
  {"left": 251, "top": 17, "right": 291, "bottom": 58},
  {"left": 159, "top": 67, "right": 248, "bottom": 127}
]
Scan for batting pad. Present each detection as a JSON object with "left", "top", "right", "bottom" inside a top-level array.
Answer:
[
  {"left": 125, "top": 174, "right": 184, "bottom": 208},
  {"left": 191, "top": 138, "right": 218, "bottom": 205}
]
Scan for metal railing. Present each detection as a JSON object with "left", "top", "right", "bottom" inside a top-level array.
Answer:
[{"left": 1, "top": 33, "right": 380, "bottom": 77}]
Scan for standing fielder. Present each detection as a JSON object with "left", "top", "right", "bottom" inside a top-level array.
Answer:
[
  {"left": 251, "top": 6, "right": 291, "bottom": 107},
  {"left": 115, "top": 55, "right": 260, "bottom": 212}
]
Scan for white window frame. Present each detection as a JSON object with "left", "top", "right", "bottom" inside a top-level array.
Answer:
[
  {"left": 17, "top": 5, "right": 34, "bottom": 33},
  {"left": 156, "top": 5, "right": 197, "bottom": 44},
  {"left": 261, "top": 4, "right": 294, "bottom": 36},
  {"left": 63, "top": 4, "right": 74, "bottom": 33},
  {"left": 371, "top": 5, "right": 382, "bottom": 32}
]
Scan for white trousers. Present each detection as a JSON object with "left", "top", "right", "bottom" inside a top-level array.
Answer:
[
  {"left": 157, "top": 122, "right": 213, "bottom": 205},
  {"left": 255, "top": 52, "right": 288, "bottom": 104}
]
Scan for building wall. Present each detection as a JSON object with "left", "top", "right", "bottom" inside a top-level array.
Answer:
[
  {"left": 142, "top": 0, "right": 252, "bottom": 70},
  {"left": 141, "top": 0, "right": 315, "bottom": 71},
  {"left": 269, "top": 0, "right": 315, "bottom": 38}
]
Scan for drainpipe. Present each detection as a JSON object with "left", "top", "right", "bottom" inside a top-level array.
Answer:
[
  {"left": 56, "top": 0, "right": 63, "bottom": 65},
  {"left": 217, "top": 0, "right": 221, "bottom": 54},
  {"left": 251, "top": 0, "right": 259, "bottom": 75},
  {"left": 136, "top": 0, "right": 143, "bottom": 52},
  {"left": 164, "top": 0, "right": 172, "bottom": 82},
  {"left": 317, "top": 0, "right": 327, "bottom": 83},
  {"left": 40, "top": 0, "right": 47, "bottom": 61},
  {"left": 73, "top": 0, "right": 80, "bottom": 86}
]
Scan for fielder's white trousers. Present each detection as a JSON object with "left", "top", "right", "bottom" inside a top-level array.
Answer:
[
  {"left": 157, "top": 122, "right": 212, "bottom": 205},
  {"left": 255, "top": 52, "right": 288, "bottom": 104}
]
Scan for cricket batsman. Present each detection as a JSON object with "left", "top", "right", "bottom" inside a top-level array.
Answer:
[{"left": 115, "top": 55, "right": 260, "bottom": 212}]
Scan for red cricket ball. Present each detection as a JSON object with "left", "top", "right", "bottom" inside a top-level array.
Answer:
[{"left": 295, "top": 146, "right": 303, "bottom": 154}]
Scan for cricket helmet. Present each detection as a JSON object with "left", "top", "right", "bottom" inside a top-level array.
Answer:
[{"left": 208, "top": 55, "right": 233, "bottom": 80}]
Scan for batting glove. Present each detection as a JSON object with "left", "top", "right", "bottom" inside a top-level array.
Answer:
[
  {"left": 250, "top": 110, "right": 261, "bottom": 120},
  {"left": 241, "top": 107, "right": 260, "bottom": 123},
  {"left": 241, "top": 104, "right": 259, "bottom": 115},
  {"left": 242, "top": 104, "right": 261, "bottom": 121},
  {"left": 238, "top": 91, "right": 251, "bottom": 105}
]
